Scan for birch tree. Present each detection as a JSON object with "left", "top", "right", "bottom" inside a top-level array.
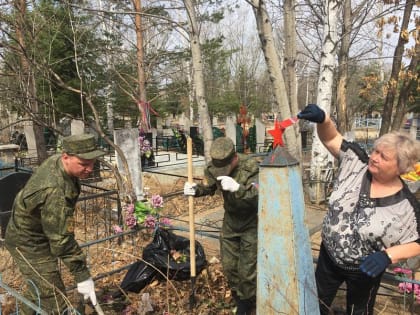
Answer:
[
  {"left": 248, "top": 0, "right": 299, "bottom": 158},
  {"left": 183, "top": 0, "right": 214, "bottom": 162},
  {"left": 309, "top": 0, "right": 341, "bottom": 203},
  {"left": 284, "top": 0, "right": 298, "bottom": 117}
]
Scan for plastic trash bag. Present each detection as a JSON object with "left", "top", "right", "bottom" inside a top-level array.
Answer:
[
  {"left": 119, "top": 261, "right": 157, "bottom": 294},
  {"left": 119, "top": 228, "right": 207, "bottom": 293},
  {"left": 142, "top": 228, "right": 207, "bottom": 280}
]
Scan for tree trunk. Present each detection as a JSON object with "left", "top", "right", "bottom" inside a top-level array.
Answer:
[
  {"left": 14, "top": 0, "right": 47, "bottom": 163},
  {"left": 133, "top": 0, "right": 149, "bottom": 132},
  {"left": 336, "top": 0, "right": 351, "bottom": 134},
  {"left": 184, "top": 0, "right": 213, "bottom": 163},
  {"left": 391, "top": 29, "right": 419, "bottom": 132},
  {"left": 98, "top": 0, "right": 114, "bottom": 134},
  {"left": 283, "top": 0, "right": 301, "bottom": 158},
  {"left": 310, "top": 0, "right": 341, "bottom": 203},
  {"left": 250, "top": 0, "right": 299, "bottom": 158},
  {"left": 380, "top": 0, "right": 414, "bottom": 135},
  {"left": 377, "top": 2, "right": 385, "bottom": 82}
]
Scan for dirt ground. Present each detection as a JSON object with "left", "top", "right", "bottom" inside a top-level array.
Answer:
[{"left": 0, "top": 173, "right": 419, "bottom": 314}]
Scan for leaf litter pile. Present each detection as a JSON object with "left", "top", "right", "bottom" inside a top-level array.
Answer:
[{"left": 0, "top": 172, "right": 418, "bottom": 314}]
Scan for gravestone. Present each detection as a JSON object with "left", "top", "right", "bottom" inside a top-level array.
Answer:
[
  {"left": 114, "top": 128, "right": 143, "bottom": 199},
  {"left": 156, "top": 117, "right": 163, "bottom": 130},
  {"left": 255, "top": 118, "right": 266, "bottom": 154},
  {"left": 0, "top": 144, "right": 19, "bottom": 164},
  {"left": 225, "top": 115, "right": 237, "bottom": 146},
  {"left": 151, "top": 128, "right": 157, "bottom": 149},
  {"left": 71, "top": 120, "right": 85, "bottom": 135},
  {"left": 23, "top": 122, "right": 36, "bottom": 158}
]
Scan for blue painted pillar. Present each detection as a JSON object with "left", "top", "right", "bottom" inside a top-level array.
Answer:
[{"left": 257, "top": 146, "right": 319, "bottom": 314}]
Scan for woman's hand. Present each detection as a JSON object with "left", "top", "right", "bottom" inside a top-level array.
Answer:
[
  {"left": 297, "top": 104, "right": 326, "bottom": 123},
  {"left": 360, "top": 251, "right": 392, "bottom": 277}
]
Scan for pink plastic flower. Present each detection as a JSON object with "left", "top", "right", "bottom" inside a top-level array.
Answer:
[
  {"left": 414, "top": 284, "right": 420, "bottom": 295},
  {"left": 151, "top": 194, "right": 163, "bottom": 209},
  {"left": 125, "top": 214, "right": 137, "bottom": 228},
  {"left": 112, "top": 225, "right": 123, "bottom": 234},
  {"left": 125, "top": 203, "right": 134, "bottom": 214},
  {"left": 160, "top": 217, "right": 172, "bottom": 227},
  {"left": 393, "top": 267, "right": 420, "bottom": 303},
  {"left": 144, "top": 215, "right": 157, "bottom": 229},
  {"left": 399, "top": 282, "right": 413, "bottom": 293},
  {"left": 393, "top": 267, "right": 412, "bottom": 275}
]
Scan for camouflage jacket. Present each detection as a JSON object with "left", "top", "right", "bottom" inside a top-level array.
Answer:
[
  {"left": 195, "top": 154, "right": 259, "bottom": 231},
  {"left": 5, "top": 154, "right": 90, "bottom": 282}
]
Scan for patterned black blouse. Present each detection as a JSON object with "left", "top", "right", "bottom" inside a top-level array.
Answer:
[{"left": 322, "top": 140, "right": 420, "bottom": 270}]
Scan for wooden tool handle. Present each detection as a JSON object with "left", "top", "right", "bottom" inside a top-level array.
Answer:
[{"left": 187, "top": 137, "right": 196, "bottom": 277}]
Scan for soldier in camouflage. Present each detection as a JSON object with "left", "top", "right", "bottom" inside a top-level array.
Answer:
[
  {"left": 5, "top": 134, "right": 105, "bottom": 314},
  {"left": 184, "top": 137, "right": 258, "bottom": 315}
]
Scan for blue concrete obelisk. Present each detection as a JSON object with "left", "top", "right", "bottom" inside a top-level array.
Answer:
[{"left": 257, "top": 146, "right": 319, "bottom": 314}]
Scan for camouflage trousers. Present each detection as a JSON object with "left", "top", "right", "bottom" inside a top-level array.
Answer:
[
  {"left": 220, "top": 223, "right": 257, "bottom": 300},
  {"left": 5, "top": 245, "right": 68, "bottom": 315}
]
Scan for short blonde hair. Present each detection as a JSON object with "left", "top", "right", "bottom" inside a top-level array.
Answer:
[{"left": 374, "top": 131, "right": 420, "bottom": 174}]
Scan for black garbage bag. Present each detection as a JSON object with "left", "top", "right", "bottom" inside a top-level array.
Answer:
[
  {"left": 118, "top": 228, "right": 207, "bottom": 294},
  {"left": 119, "top": 261, "right": 157, "bottom": 294},
  {"left": 143, "top": 228, "right": 207, "bottom": 280}
]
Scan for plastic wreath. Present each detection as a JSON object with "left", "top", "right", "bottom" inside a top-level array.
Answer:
[{"left": 124, "top": 194, "right": 171, "bottom": 230}]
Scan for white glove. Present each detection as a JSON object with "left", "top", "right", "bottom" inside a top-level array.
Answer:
[
  {"left": 217, "top": 176, "right": 240, "bottom": 192},
  {"left": 77, "top": 278, "right": 97, "bottom": 306},
  {"left": 184, "top": 182, "right": 197, "bottom": 196}
]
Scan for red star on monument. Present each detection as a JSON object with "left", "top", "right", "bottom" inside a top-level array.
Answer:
[{"left": 268, "top": 117, "right": 298, "bottom": 148}]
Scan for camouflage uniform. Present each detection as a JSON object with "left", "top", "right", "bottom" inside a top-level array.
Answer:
[
  {"left": 5, "top": 135, "right": 102, "bottom": 314},
  {"left": 195, "top": 152, "right": 259, "bottom": 301}
]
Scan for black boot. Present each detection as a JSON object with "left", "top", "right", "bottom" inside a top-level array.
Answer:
[
  {"left": 236, "top": 298, "right": 255, "bottom": 315},
  {"left": 231, "top": 290, "right": 240, "bottom": 304}
]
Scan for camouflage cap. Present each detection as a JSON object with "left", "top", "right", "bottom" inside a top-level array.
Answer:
[
  {"left": 209, "top": 137, "right": 235, "bottom": 177},
  {"left": 62, "top": 134, "right": 105, "bottom": 160}
]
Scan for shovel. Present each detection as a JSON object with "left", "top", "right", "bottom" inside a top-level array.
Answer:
[{"left": 187, "top": 137, "right": 197, "bottom": 308}]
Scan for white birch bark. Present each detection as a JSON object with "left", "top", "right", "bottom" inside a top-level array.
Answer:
[
  {"left": 249, "top": 0, "right": 299, "bottom": 158},
  {"left": 310, "top": 0, "right": 341, "bottom": 203},
  {"left": 284, "top": 0, "right": 301, "bottom": 158},
  {"left": 184, "top": 0, "right": 213, "bottom": 163}
]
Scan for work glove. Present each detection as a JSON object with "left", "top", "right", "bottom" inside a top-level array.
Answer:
[
  {"left": 217, "top": 176, "right": 240, "bottom": 192},
  {"left": 297, "top": 104, "right": 326, "bottom": 123},
  {"left": 184, "top": 182, "right": 197, "bottom": 196},
  {"left": 360, "top": 251, "right": 392, "bottom": 277},
  {"left": 77, "top": 278, "right": 97, "bottom": 306}
]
